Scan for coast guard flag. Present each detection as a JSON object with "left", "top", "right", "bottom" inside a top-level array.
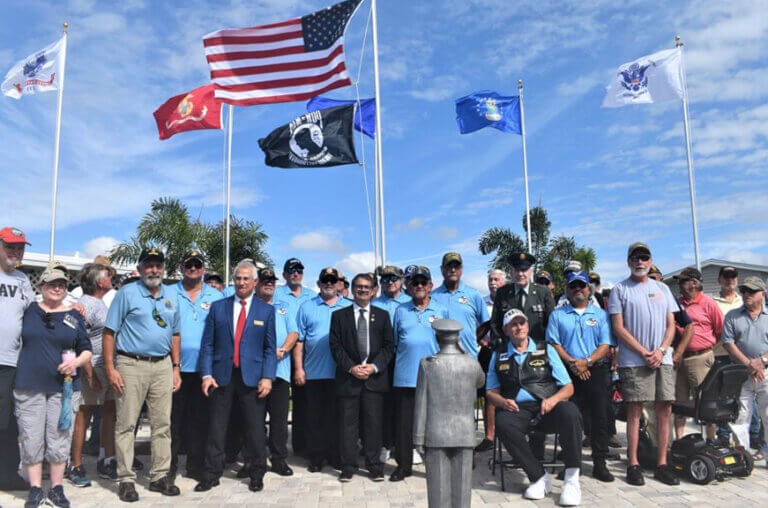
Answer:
[
  {"left": 203, "top": 0, "right": 361, "bottom": 106},
  {"left": 602, "top": 47, "right": 684, "bottom": 107},
  {"left": 153, "top": 84, "right": 223, "bottom": 140},
  {"left": 307, "top": 96, "right": 376, "bottom": 138},
  {"left": 455, "top": 91, "right": 521, "bottom": 135},
  {"left": 2, "top": 37, "right": 65, "bottom": 99},
  {"left": 258, "top": 104, "right": 358, "bottom": 168}
]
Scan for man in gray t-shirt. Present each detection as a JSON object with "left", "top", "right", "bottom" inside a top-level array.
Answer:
[
  {"left": 722, "top": 276, "right": 768, "bottom": 455},
  {"left": 0, "top": 226, "right": 34, "bottom": 490},
  {"left": 608, "top": 242, "right": 678, "bottom": 487}
]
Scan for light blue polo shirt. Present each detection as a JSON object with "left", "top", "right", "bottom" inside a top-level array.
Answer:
[
  {"left": 392, "top": 300, "right": 449, "bottom": 388},
  {"left": 273, "top": 299, "right": 298, "bottom": 382},
  {"left": 166, "top": 282, "right": 224, "bottom": 372},
  {"left": 296, "top": 295, "right": 352, "bottom": 380},
  {"left": 105, "top": 281, "right": 180, "bottom": 357},
  {"left": 546, "top": 303, "right": 615, "bottom": 360},
  {"left": 276, "top": 284, "right": 316, "bottom": 320},
  {"left": 431, "top": 281, "right": 489, "bottom": 358},
  {"left": 222, "top": 285, "right": 235, "bottom": 298},
  {"left": 486, "top": 339, "right": 571, "bottom": 403},
  {"left": 373, "top": 292, "right": 411, "bottom": 325}
]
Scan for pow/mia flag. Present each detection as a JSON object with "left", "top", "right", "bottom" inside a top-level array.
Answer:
[{"left": 258, "top": 105, "right": 359, "bottom": 168}]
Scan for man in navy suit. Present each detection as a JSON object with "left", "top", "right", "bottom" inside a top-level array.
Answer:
[
  {"left": 194, "top": 260, "right": 277, "bottom": 493},
  {"left": 329, "top": 273, "right": 395, "bottom": 482}
]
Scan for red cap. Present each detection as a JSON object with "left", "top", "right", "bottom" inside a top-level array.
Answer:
[{"left": 0, "top": 227, "right": 31, "bottom": 245}]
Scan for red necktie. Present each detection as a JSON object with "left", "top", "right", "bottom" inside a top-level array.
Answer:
[{"left": 234, "top": 299, "right": 246, "bottom": 367}]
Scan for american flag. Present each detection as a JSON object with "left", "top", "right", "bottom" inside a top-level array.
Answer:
[{"left": 203, "top": 0, "right": 361, "bottom": 106}]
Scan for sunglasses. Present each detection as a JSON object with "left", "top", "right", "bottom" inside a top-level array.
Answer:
[
  {"left": 152, "top": 308, "right": 168, "bottom": 328},
  {"left": 568, "top": 281, "right": 588, "bottom": 290},
  {"left": 42, "top": 312, "right": 54, "bottom": 329},
  {"left": 319, "top": 277, "right": 339, "bottom": 285},
  {"left": 287, "top": 268, "right": 303, "bottom": 275},
  {"left": 629, "top": 255, "right": 651, "bottom": 262},
  {"left": 184, "top": 260, "right": 203, "bottom": 270},
  {"left": 410, "top": 278, "right": 429, "bottom": 287},
  {"left": 381, "top": 275, "right": 400, "bottom": 283},
  {"left": 740, "top": 287, "right": 759, "bottom": 295},
  {"left": 536, "top": 277, "right": 551, "bottom": 285}
]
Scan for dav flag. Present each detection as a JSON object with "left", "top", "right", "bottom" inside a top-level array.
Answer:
[
  {"left": 602, "top": 47, "right": 684, "bottom": 107},
  {"left": 2, "top": 37, "right": 65, "bottom": 99},
  {"left": 258, "top": 104, "right": 358, "bottom": 168},
  {"left": 455, "top": 90, "right": 522, "bottom": 135},
  {"left": 153, "top": 84, "right": 223, "bottom": 140}
]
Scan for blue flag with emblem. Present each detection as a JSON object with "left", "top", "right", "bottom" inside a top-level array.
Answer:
[
  {"left": 307, "top": 96, "right": 376, "bottom": 138},
  {"left": 455, "top": 90, "right": 521, "bottom": 135}
]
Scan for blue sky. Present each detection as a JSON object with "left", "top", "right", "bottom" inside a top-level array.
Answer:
[{"left": 1, "top": 0, "right": 766, "bottom": 292}]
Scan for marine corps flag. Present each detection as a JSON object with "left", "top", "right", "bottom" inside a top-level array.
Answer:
[
  {"left": 258, "top": 104, "right": 359, "bottom": 168},
  {"left": 153, "top": 84, "right": 222, "bottom": 140}
]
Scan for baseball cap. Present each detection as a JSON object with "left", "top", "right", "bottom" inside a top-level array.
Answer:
[
  {"left": 674, "top": 267, "right": 702, "bottom": 282},
  {"left": 182, "top": 249, "right": 205, "bottom": 264},
  {"left": 719, "top": 266, "right": 738, "bottom": 278},
  {"left": 409, "top": 266, "right": 432, "bottom": 281},
  {"left": 589, "top": 272, "right": 601, "bottom": 284},
  {"left": 205, "top": 273, "right": 223, "bottom": 284},
  {"left": 627, "top": 242, "right": 651, "bottom": 258},
  {"left": 503, "top": 308, "right": 528, "bottom": 327},
  {"left": 403, "top": 264, "right": 418, "bottom": 280},
  {"left": 38, "top": 268, "right": 68, "bottom": 286},
  {"left": 564, "top": 260, "right": 582, "bottom": 274},
  {"left": 47, "top": 259, "right": 68, "bottom": 273},
  {"left": 566, "top": 270, "right": 590, "bottom": 285},
  {"left": 0, "top": 227, "right": 31, "bottom": 245},
  {"left": 441, "top": 252, "right": 462, "bottom": 266},
  {"left": 380, "top": 265, "right": 403, "bottom": 278},
  {"left": 283, "top": 258, "right": 304, "bottom": 272},
  {"left": 648, "top": 264, "right": 663, "bottom": 280},
  {"left": 319, "top": 267, "right": 340, "bottom": 281},
  {"left": 535, "top": 270, "right": 552, "bottom": 283},
  {"left": 509, "top": 252, "right": 536, "bottom": 271},
  {"left": 739, "top": 276, "right": 766, "bottom": 293},
  {"left": 138, "top": 247, "right": 165, "bottom": 264},
  {"left": 257, "top": 267, "right": 277, "bottom": 282}
]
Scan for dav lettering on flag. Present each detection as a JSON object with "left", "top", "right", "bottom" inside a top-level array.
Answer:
[
  {"left": 2, "top": 37, "right": 65, "bottom": 99},
  {"left": 203, "top": 0, "right": 361, "bottom": 106},
  {"left": 153, "top": 84, "right": 223, "bottom": 140}
]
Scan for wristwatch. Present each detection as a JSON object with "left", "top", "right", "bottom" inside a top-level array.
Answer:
[
  {"left": 586, "top": 357, "right": 593, "bottom": 368},
  {"left": 761, "top": 356, "right": 767, "bottom": 366},
  {"left": 172, "top": 363, "right": 181, "bottom": 369},
  {"left": 660, "top": 347, "right": 668, "bottom": 355}
]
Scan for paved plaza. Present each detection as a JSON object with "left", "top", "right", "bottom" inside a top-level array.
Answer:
[{"left": 1, "top": 420, "right": 767, "bottom": 507}]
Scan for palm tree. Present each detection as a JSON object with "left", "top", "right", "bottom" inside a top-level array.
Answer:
[
  {"left": 478, "top": 227, "right": 525, "bottom": 274},
  {"left": 522, "top": 206, "right": 551, "bottom": 262},
  {"left": 572, "top": 247, "right": 597, "bottom": 274},
  {"left": 199, "top": 216, "right": 272, "bottom": 276}
]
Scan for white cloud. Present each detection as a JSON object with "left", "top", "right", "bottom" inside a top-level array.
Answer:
[
  {"left": 336, "top": 251, "right": 376, "bottom": 276},
  {"left": 408, "top": 217, "right": 425, "bottom": 231},
  {"left": 82, "top": 236, "right": 119, "bottom": 258},
  {"left": 290, "top": 231, "right": 345, "bottom": 253},
  {"left": 438, "top": 226, "right": 459, "bottom": 240}
]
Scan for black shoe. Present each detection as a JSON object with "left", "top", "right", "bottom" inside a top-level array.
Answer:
[
  {"left": 270, "top": 461, "right": 293, "bottom": 476},
  {"left": 25, "top": 486, "right": 45, "bottom": 508},
  {"left": 0, "top": 474, "right": 30, "bottom": 491},
  {"left": 97, "top": 458, "right": 117, "bottom": 480},
  {"left": 236, "top": 463, "right": 251, "bottom": 479},
  {"left": 593, "top": 461, "right": 615, "bottom": 482},
  {"left": 626, "top": 465, "right": 645, "bottom": 486},
  {"left": 132, "top": 458, "right": 144, "bottom": 471},
  {"left": 148, "top": 476, "right": 180, "bottom": 496},
  {"left": 339, "top": 469, "right": 354, "bottom": 482},
  {"left": 607, "top": 436, "right": 622, "bottom": 448},
  {"left": 389, "top": 468, "right": 412, "bottom": 482},
  {"left": 582, "top": 437, "right": 591, "bottom": 447},
  {"left": 118, "top": 482, "right": 139, "bottom": 503},
  {"left": 369, "top": 467, "right": 384, "bottom": 482},
  {"left": 193, "top": 478, "right": 220, "bottom": 492},
  {"left": 47, "top": 484, "right": 71, "bottom": 508},
  {"left": 474, "top": 438, "right": 494, "bottom": 452},
  {"left": 308, "top": 462, "right": 323, "bottom": 473},
  {"left": 248, "top": 477, "right": 264, "bottom": 492},
  {"left": 654, "top": 465, "right": 680, "bottom": 486}
]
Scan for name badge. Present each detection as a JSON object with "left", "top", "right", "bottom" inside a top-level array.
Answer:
[
  {"left": 63, "top": 314, "right": 78, "bottom": 329},
  {"left": 253, "top": 320, "right": 264, "bottom": 326},
  {"left": 499, "top": 353, "right": 510, "bottom": 361}
]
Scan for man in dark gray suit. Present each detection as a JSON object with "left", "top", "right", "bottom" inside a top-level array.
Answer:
[{"left": 329, "top": 273, "right": 394, "bottom": 482}]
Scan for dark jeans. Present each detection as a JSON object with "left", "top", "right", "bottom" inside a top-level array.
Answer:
[
  {"left": 304, "top": 379, "right": 338, "bottom": 466},
  {"left": 266, "top": 378, "right": 290, "bottom": 462},
  {"left": 571, "top": 363, "right": 612, "bottom": 461},
  {"left": 171, "top": 372, "right": 209, "bottom": 474},
  {"left": 203, "top": 369, "right": 267, "bottom": 481},
  {"left": 496, "top": 400, "right": 583, "bottom": 482},
  {"left": 393, "top": 387, "right": 416, "bottom": 473},
  {"left": 0, "top": 366, "right": 21, "bottom": 481}
]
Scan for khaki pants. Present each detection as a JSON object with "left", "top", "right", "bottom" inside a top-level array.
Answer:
[{"left": 115, "top": 355, "right": 172, "bottom": 482}]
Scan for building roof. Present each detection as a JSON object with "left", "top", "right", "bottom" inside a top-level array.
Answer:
[
  {"left": 18, "top": 251, "right": 134, "bottom": 275},
  {"left": 663, "top": 258, "right": 768, "bottom": 279}
]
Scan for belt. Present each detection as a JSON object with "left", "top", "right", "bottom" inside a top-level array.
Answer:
[
  {"left": 116, "top": 350, "right": 168, "bottom": 363},
  {"left": 683, "top": 347, "right": 713, "bottom": 359}
]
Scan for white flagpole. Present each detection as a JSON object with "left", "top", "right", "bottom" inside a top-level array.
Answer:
[
  {"left": 49, "top": 23, "right": 68, "bottom": 260},
  {"left": 224, "top": 104, "right": 233, "bottom": 284},
  {"left": 371, "top": 0, "right": 386, "bottom": 266},
  {"left": 518, "top": 79, "right": 533, "bottom": 254},
  {"left": 676, "top": 35, "right": 701, "bottom": 270}
]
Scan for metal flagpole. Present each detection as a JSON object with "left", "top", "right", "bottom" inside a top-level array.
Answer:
[
  {"left": 371, "top": 0, "right": 386, "bottom": 266},
  {"left": 518, "top": 79, "right": 533, "bottom": 254},
  {"left": 676, "top": 35, "right": 701, "bottom": 270},
  {"left": 49, "top": 23, "right": 68, "bottom": 260},
  {"left": 224, "top": 104, "right": 233, "bottom": 284}
]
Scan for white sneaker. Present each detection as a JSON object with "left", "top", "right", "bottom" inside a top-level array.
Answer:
[
  {"left": 412, "top": 449, "right": 423, "bottom": 465},
  {"left": 524, "top": 472, "right": 552, "bottom": 500},
  {"left": 559, "top": 477, "right": 582, "bottom": 506}
]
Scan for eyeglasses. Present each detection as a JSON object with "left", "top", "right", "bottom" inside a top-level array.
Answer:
[
  {"left": 381, "top": 275, "right": 399, "bottom": 284},
  {"left": 629, "top": 255, "right": 651, "bottom": 262},
  {"left": 568, "top": 281, "right": 588, "bottom": 290},
  {"left": 536, "top": 277, "right": 551, "bottom": 285},
  {"left": 287, "top": 268, "right": 303, "bottom": 275},
  {"left": 740, "top": 288, "right": 758, "bottom": 296},
  {"left": 152, "top": 308, "right": 168, "bottom": 328},
  {"left": 319, "top": 277, "right": 339, "bottom": 285},
  {"left": 42, "top": 312, "right": 54, "bottom": 329},
  {"left": 353, "top": 285, "right": 372, "bottom": 292},
  {"left": 184, "top": 260, "right": 203, "bottom": 270},
  {"left": 410, "top": 278, "right": 429, "bottom": 287},
  {"left": 260, "top": 278, "right": 276, "bottom": 285}
]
